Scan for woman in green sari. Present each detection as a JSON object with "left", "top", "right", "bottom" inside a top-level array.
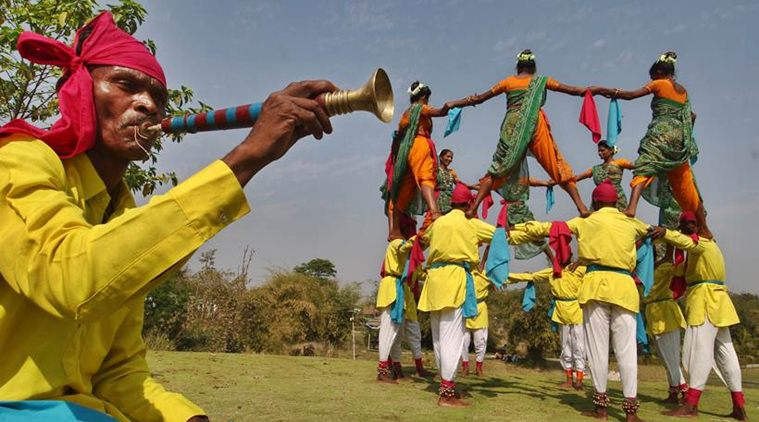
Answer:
[
  {"left": 590, "top": 51, "right": 711, "bottom": 238},
  {"left": 446, "top": 49, "right": 591, "bottom": 220},
  {"left": 436, "top": 149, "right": 476, "bottom": 214},
  {"left": 572, "top": 140, "right": 635, "bottom": 211}
]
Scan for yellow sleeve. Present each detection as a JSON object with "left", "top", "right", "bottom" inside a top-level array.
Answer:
[
  {"left": 509, "top": 268, "right": 552, "bottom": 284},
  {"left": 450, "top": 169, "right": 460, "bottom": 182},
  {"left": 663, "top": 229, "right": 706, "bottom": 255},
  {"left": 631, "top": 217, "right": 652, "bottom": 238},
  {"left": 471, "top": 218, "right": 496, "bottom": 243},
  {"left": 92, "top": 300, "right": 205, "bottom": 422},
  {"left": 614, "top": 158, "right": 635, "bottom": 170},
  {"left": 0, "top": 140, "right": 250, "bottom": 322}
]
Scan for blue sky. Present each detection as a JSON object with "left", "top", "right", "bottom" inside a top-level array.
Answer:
[{"left": 136, "top": 0, "right": 759, "bottom": 293}]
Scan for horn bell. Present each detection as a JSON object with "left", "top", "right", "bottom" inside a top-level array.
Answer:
[{"left": 322, "top": 68, "right": 394, "bottom": 123}]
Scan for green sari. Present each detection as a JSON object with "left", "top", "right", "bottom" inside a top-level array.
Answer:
[
  {"left": 489, "top": 76, "right": 549, "bottom": 260},
  {"left": 380, "top": 104, "right": 430, "bottom": 216},
  {"left": 436, "top": 167, "right": 456, "bottom": 214},
  {"left": 633, "top": 97, "right": 700, "bottom": 212},
  {"left": 591, "top": 162, "right": 628, "bottom": 210}
]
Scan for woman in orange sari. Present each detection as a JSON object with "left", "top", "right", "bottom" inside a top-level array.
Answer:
[
  {"left": 590, "top": 52, "right": 710, "bottom": 238},
  {"left": 381, "top": 81, "right": 450, "bottom": 240},
  {"left": 446, "top": 49, "right": 590, "bottom": 219}
]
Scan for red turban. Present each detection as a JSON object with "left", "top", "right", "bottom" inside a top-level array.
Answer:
[
  {"left": 0, "top": 12, "right": 166, "bottom": 158},
  {"left": 592, "top": 179, "right": 617, "bottom": 203},
  {"left": 450, "top": 182, "right": 474, "bottom": 205},
  {"left": 679, "top": 211, "right": 697, "bottom": 224}
]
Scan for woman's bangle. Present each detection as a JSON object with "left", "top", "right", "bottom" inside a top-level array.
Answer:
[{"left": 613, "top": 89, "right": 619, "bottom": 99}]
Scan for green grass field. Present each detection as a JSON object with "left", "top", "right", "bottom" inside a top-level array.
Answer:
[{"left": 147, "top": 351, "right": 758, "bottom": 422}]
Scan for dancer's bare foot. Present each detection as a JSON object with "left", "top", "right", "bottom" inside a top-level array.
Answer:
[{"left": 626, "top": 414, "right": 645, "bottom": 422}]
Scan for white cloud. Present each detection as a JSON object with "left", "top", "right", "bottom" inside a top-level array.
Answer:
[
  {"left": 346, "top": 1, "right": 394, "bottom": 32},
  {"left": 493, "top": 37, "right": 517, "bottom": 52},
  {"left": 592, "top": 39, "right": 607, "bottom": 49}
]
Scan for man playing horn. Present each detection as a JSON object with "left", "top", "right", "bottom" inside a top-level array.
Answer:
[{"left": 0, "top": 13, "right": 336, "bottom": 422}]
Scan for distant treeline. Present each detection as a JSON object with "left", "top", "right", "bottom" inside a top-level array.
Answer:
[{"left": 143, "top": 253, "right": 759, "bottom": 364}]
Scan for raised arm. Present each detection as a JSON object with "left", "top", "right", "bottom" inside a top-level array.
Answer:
[
  {"left": 529, "top": 178, "right": 557, "bottom": 187},
  {"left": 424, "top": 103, "right": 451, "bottom": 117},
  {"left": 589, "top": 85, "right": 650, "bottom": 101},
  {"left": 509, "top": 268, "right": 553, "bottom": 284},
  {"left": 446, "top": 89, "right": 499, "bottom": 109},
  {"left": 572, "top": 168, "right": 593, "bottom": 183},
  {"left": 548, "top": 80, "right": 586, "bottom": 97}
]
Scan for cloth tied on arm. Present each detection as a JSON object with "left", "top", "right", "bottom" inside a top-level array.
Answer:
[
  {"left": 486, "top": 199, "right": 510, "bottom": 288},
  {"left": 579, "top": 90, "right": 601, "bottom": 143},
  {"left": 549, "top": 221, "right": 572, "bottom": 278},
  {"left": 0, "top": 12, "right": 166, "bottom": 158},
  {"left": 635, "top": 238, "right": 655, "bottom": 350},
  {"left": 444, "top": 107, "right": 462, "bottom": 137},
  {"left": 545, "top": 185, "right": 555, "bottom": 214},
  {"left": 606, "top": 98, "right": 622, "bottom": 147}
]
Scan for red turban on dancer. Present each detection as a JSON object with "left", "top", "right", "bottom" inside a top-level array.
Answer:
[
  {"left": 592, "top": 179, "right": 618, "bottom": 203},
  {"left": 450, "top": 182, "right": 474, "bottom": 205},
  {"left": 0, "top": 12, "right": 166, "bottom": 158}
]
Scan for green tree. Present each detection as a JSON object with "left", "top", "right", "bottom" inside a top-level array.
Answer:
[
  {"left": 0, "top": 0, "right": 211, "bottom": 195},
  {"left": 294, "top": 258, "right": 337, "bottom": 280}
]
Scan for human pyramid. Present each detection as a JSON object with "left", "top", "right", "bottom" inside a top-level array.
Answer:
[{"left": 375, "top": 49, "right": 747, "bottom": 421}]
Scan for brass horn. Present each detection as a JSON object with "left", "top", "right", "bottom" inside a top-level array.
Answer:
[
  {"left": 319, "top": 68, "right": 394, "bottom": 123},
  {"left": 144, "top": 68, "right": 394, "bottom": 136}
]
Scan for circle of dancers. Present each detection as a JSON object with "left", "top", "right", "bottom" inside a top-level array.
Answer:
[{"left": 376, "top": 49, "right": 747, "bottom": 421}]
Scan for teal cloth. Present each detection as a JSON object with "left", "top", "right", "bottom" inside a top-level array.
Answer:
[
  {"left": 586, "top": 264, "right": 632, "bottom": 276},
  {"left": 636, "top": 311, "right": 649, "bottom": 352},
  {"left": 546, "top": 299, "right": 558, "bottom": 332},
  {"left": 522, "top": 282, "right": 536, "bottom": 312},
  {"left": 545, "top": 186, "right": 554, "bottom": 214},
  {"left": 636, "top": 238, "right": 655, "bottom": 296},
  {"left": 391, "top": 241, "right": 409, "bottom": 324},
  {"left": 430, "top": 261, "right": 478, "bottom": 318},
  {"left": 0, "top": 401, "right": 116, "bottom": 421},
  {"left": 485, "top": 227, "right": 509, "bottom": 288},
  {"left": 444, "top": 107, "right": 462, "bottom": 137},
  {"left": 606, "top": 98, "right": 622, "bottom": 147}
]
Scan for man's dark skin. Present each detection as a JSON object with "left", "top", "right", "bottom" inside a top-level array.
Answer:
[{"left": 86, "top": 65, "right": 337, "bottom": 422}]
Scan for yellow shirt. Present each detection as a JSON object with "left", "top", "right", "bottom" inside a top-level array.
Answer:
[
  {"left": 0, "top": 137, "right": 250, "bottom": 421},
  {"left": 418, "top": 210, "right": 495, "bottom": 312},
  {"left": 514, "top": 207, "right": 651, "bottom": 312},
  {"left": 663, "top": 230, "right": 740, "bottom": 328},
  {"left": 466, "top": 270, "right": 490, "bottom": 329},
  {"left": 376, "top": 239, "right": 413, "bottom": 309},
  {"left": 509, "top": 266, "right": 586, "bottom": 325},
  {"left": 644, "top": 262, "right": 686, "bottom": 335}
]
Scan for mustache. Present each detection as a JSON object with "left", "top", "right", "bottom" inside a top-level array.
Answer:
[{"left": 119, "top": 117, "right": 159, "bottom": 130}]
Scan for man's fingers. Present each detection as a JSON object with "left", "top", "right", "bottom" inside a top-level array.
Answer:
[
  {"left": 289, "top": 97, "right": 331, "bottom": 139},
  {"left": 283, "top": 80, "right": 340, "bottom": 99},
  {"left": 290, "top": 96, "right": 333, "bottom": 135}
]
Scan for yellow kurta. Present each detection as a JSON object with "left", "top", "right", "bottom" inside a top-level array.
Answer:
[
  {"left": 514, "top": 207, "right": 650, "bottom": 313},
  {"left": 644, "top": 262, "right": 686, "bottom": 335},
  {"left": 0, "top": 137, "right": 250, "bottom": 421},
  {"left": 663, "top": 230, "right": 740, "bottom": 328},
  {"left": 376, "top": 239, "right": 413, "bottom": 308},
  {"left": 509, "top": 266, "right": 586, "bottom": 325},
  {"left": 418, "top": 209, "right": 495, "bottom": 312},
  {"left": 466, "top": 270, "right": 490, "bottom": 329}
]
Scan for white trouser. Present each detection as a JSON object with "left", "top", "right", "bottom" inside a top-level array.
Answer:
[
  {"left": 390, "top": 319, "right": 424, "bottom": 361},
  {"left": 378, "top": 308, "right": 400, "bottom": 362},
  {"left": 404, "top": 320, "right": 423, "bottom": 360},
  {"left": 431, "top": 307, "right": 466, "bottom": 381},
  {"left": 560, "top": 323, "right": 585, "bottom": 372},
  {"left": 461, "top": 331, "right": 471, "bottom": 362},
  {"left": 682, "top": 319, "right": 742, "bottom": 392},
  {"left": 472, "top": 328, "right": 488, "bottom": 362},
  {"left": 583, "top": 301, "right": 637, "bottom": 397},
  {"left": 654, "top": 329, "right": 685, "bottom": 387}
]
